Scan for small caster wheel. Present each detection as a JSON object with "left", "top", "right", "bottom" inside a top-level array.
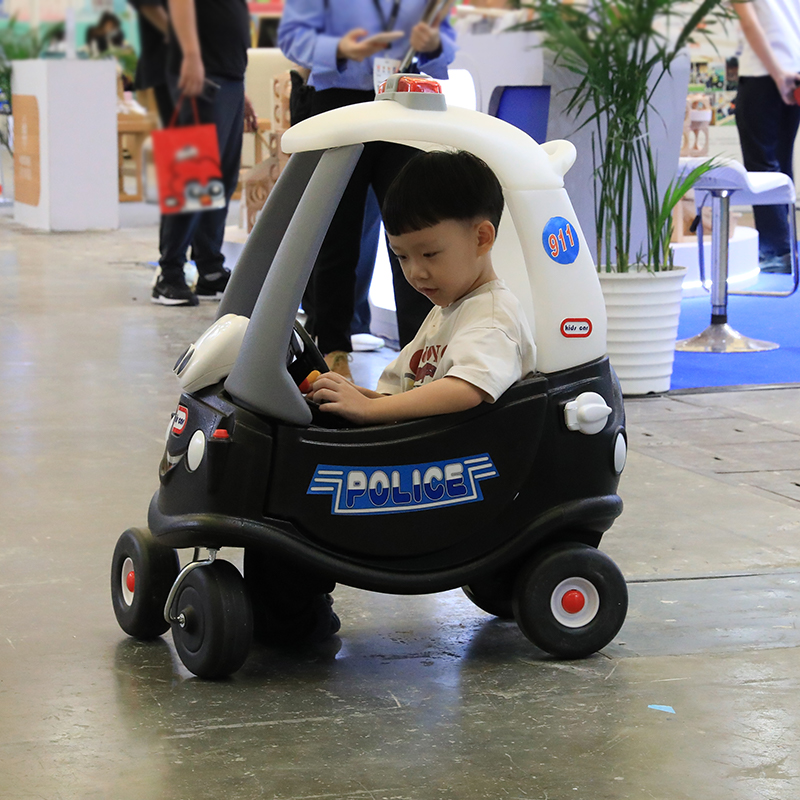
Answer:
[
  {"left": 170, "top": 559, "right": 253, "bottom": 679},
  {"left": 111, "top": 527, "right": 180, "bottom": 639},
  {"left": 462, "top": 574, "right": 514, "bottom": 619},
  {"left": 513, "top": 543, "right": 627, "bottom": 659}
]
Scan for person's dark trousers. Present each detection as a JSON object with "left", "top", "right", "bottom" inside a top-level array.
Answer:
[
  {"left": 304, "top": 88, "right": 432, "bottom": 353},
  {"left": 152, "top": 81, "right": 175, "bottom": 127},
  {"left": 351, "top": 187, "right": 381, "bottom": 336},
  {"left": 152, "top": 81, "right": 175, "bottom": 272},
  {"left": 158, "top": 74, "right": 244, "bottom": 285},
  {"left": 152, "top": 83, "right": 221, "bottom": 283},
  {"left": 735, "top": 76, "right": 800, "bottom": 260}
]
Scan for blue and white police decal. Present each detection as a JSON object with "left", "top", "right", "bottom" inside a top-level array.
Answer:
[{"left": 307, "top": 454, "right": 498, "bottom": 516}]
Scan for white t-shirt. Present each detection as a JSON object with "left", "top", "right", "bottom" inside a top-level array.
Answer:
[
  {"left": 738, "top": 0, "right": 800, "bottom": 76},
  {"left": 376, "top": 280, "right": 537, "bottom": 403}
]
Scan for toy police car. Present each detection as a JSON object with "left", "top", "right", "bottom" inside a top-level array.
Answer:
[{"left": 111, "top": 75, "right": 628, "bottom": 679}]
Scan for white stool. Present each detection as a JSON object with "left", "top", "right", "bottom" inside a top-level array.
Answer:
[{"left": 675, "top": 158, "right": 799, "bottom": 353}]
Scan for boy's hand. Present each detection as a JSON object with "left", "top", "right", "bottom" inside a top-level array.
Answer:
[{"left": 308, "top": 373, "right": 375, "bottom": 424}]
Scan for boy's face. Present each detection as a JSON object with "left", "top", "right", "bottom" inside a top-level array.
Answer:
[{"left": 388, "top": 219, "right": 496, "bottom": 308}]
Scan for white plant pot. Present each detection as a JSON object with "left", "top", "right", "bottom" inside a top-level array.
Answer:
[{"left": 598, "top": 266, "right": 687, "bottom": 395}]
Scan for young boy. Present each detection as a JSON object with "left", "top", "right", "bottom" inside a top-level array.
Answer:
[{"left": 307, "top": 149, "right": 537, "bottom": 423}]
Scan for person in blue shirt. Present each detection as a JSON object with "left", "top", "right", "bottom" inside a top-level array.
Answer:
[{"left": 279, "top": 0, "right": 457, "bottom": 380}]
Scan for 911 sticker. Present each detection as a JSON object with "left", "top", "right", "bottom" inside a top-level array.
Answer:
[
  {"left": 543, "top": 216, "right": 580, "bottom": 264},
  {"left": 307, "top": 454, "right": 498, "bottom": 515},
  {"left": 172, "top": 405, "right": 188, "bottom": 435}
]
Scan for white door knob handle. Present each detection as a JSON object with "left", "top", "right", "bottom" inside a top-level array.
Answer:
[{"left": 564, "top": 392, "right": 613, "bottom": 435}]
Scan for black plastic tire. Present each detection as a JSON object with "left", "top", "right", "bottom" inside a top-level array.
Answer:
[
  {"left": 111, "top": 527, "right": 180, "bottom": 639},
  {"left": 513, "top": 543, "right": 627, "bottom": 659},
  {"left": 462, "top": 574, "right": 515, "bottom": 619},
  {"left": 170, "top": 559, "right": 253, "bottom": 679}
]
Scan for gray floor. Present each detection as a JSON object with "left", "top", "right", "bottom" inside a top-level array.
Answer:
[{"left": 3, "top": 205, "right": 800, "bottom": 799}]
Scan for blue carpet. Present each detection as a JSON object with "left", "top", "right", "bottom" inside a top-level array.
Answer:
[{"left": 671, "top": 274, "right": 800, "bottom": 390}]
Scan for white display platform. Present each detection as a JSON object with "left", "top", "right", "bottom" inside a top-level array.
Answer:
[
  {"left": 12, "top": 60, "right": 119, "bottom": 231},
  {"left": 671, "top": 225, "right": 760, "bottom": 298}
]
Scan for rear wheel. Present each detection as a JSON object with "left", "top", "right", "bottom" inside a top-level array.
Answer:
[
  {"left": 111, "top": 527, "right": 179, "bottom": 639},
  {"left": 170, "top": 559, "right": 253, "bottom": 679},
  {"left": 513, "top": 543, "right": 627, "bottom": 659}
]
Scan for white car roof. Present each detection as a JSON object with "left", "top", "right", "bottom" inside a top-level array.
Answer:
[{"left": 280, "top": 99, "right": 576, "bottom": 192}]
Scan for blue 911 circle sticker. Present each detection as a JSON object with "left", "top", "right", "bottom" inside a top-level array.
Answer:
[{"left": 542, "top": 216, "right": 580, "bottom": 264}]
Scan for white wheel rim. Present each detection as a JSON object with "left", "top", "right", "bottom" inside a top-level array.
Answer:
[
  {"left": 550, "top": 577, "right": 600, "bottom": 628},
  {"left": 121, "top": 557, "right": 135, "bottom": 606}
]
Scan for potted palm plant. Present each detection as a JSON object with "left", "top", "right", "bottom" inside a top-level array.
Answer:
[{"left": 513, "top": 0, "right": 729, "bottom": 393}]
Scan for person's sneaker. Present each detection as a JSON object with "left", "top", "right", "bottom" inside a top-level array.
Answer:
[
  {"left": 195, "top": 269, "right": 231, "bottom": 300},
  {"left": 351, "top": 332, "right": 385, "bottom": 351},
  {"left": 324, "top": 350, "right": 353, "bottom": 381},
  {"left": 759, "top": 253, "right": 792, "bottom": 274},
  {"left": 151, "top": 277, "right": 199, "bottom": 306}
]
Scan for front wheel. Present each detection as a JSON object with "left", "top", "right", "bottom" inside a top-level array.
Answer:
[
  {"left": 111, "top": 527, "right": 180, "bottom": 639},
  {"left": 170, "top": 559, "right": 253, "bottom": 679},
  {"left": 513, "top": 543, "right": 627, "bottom": 659}
]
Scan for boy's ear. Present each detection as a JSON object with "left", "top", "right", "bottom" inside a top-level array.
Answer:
[{"left": 476, "top": 220, "right": 496, "bottom": 254}]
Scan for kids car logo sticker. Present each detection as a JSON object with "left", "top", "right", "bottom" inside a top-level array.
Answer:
[
  {"left": 307, "top": 454, "right": 498, "bottom": 515},
  {"left": 561, "top": 318, "right": 593, "bottom": 338},
  {"left": 543, "top": 216, "right": 580, "bottom": 264},
  {"left": 172, "top": 405, "right": 188, "bottom": 435}
]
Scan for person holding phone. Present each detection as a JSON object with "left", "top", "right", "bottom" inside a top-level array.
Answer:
[
  {"left": 152, "top": 0, "right": 257, "bottom": 305},
  {"left": 278, "top": 0, "right": 457, "bottom": 379}
]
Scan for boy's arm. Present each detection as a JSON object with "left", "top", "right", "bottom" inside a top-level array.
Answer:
[{"left": 310, "top": 372, "right": 488, "bottom": 425}]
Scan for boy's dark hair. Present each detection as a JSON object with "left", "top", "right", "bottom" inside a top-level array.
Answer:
[{"left": 382, "top": 150, "right": 504, "bottom": 236}]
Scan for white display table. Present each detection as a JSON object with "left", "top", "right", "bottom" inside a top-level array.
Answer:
[{"left": 12, "top": 60, "right": 118, "bottom": 231}]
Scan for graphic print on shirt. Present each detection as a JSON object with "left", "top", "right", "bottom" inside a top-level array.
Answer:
[{"left": 404, "top": 344, "right": 448, "bottom": 391}]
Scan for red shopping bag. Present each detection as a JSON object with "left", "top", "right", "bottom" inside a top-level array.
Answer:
[{"left": 152, "top": 96, "right": 226, "bottom": 215}]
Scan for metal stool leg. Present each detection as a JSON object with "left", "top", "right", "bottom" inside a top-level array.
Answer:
[{"left": 676, "top": 189, "right": 779, "bottom": 352}]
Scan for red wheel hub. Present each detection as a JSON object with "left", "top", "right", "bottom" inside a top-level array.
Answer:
[
  {"left": 561, "top": 589, "right": 585, "bottom": 614},
  {"left": 126, "top": 570, "right": 135, "bottom": 594}
]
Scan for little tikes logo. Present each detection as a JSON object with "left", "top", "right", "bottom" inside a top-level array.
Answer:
[
  {"left": 172, "top": 405, "right": 188, "bottom": 435},
  {"left": 307, "top": 454, "right": 498, "bottom": 515},
  {"left": 561, "top": 318, "right": 592, "bottom": 338}
]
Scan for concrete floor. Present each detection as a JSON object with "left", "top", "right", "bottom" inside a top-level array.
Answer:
[{"left": 2, "top": 205, "right": 800, "bottom": 800}]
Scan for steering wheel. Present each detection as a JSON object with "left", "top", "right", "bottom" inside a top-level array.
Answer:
[
  {"left": 288, "top": 320, "right": 356, "bottom": 428},
  {"left": 287, "top": 320, "right": 328, "bottom": 389}
]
